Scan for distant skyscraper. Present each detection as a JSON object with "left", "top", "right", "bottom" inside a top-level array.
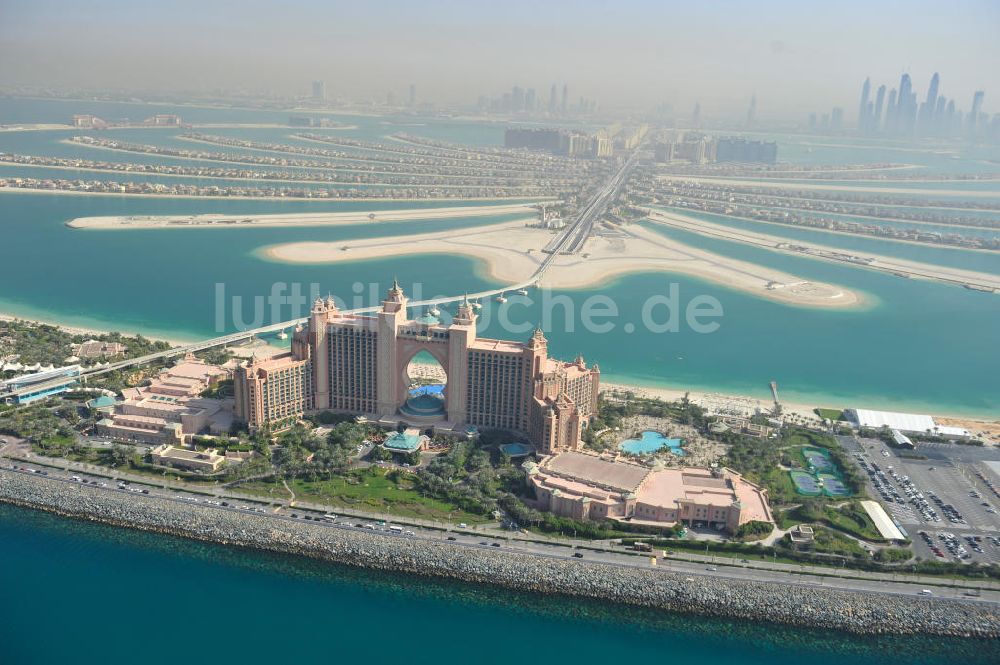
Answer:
[
  {"left": 873, "top": 85, "right": 886, "bottom": 131},
  {"left": 858, "top": 77, "right": 871, "bottom": 130},
  {"left": 311, "top": 80, "right": 326, "bottom": 102},
  {"left": 897, "top": 73, "right": 915, "bottom": 133},
  {"left": 969, "top": 90, "right": 985, "bottom": 135},
  {"left": 918, "top": 72, "right": 940, "bottom": 133},
  {"left": 746, "top": 95, "right": 757, "bottom": 128},
  {"left": 408, "top": 84, "right": 416, "bottom": 107},
  {"left": 934, "top": 96, "right": 947, "bottom": 133},
  {"left": 925, "top": 73, "right": 940, "bottom": 114},
  {"left": 549, "top": 84, "right": 557, "bottom": 114},
  {"left": 561, "top": 84, "right": 568, "bottom": 114},
  {"left": 512, "top": 86, "right": 524, "bottom": 112},
  {"left": 885, "top": 88, "right": 898, "bottom": 131},
  {"left": 525, "top": 88, "right": 536, "bottom": 113},
  {"left": 830, "top": 107, "right": 844, "bottom": 131},
  {"left": 692, "top": 102, "right": 701, "bottom": 129}
]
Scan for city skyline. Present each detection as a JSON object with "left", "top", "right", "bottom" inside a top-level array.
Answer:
[{"left": 2, "top": 0, "right": 999, "bottom": 119}]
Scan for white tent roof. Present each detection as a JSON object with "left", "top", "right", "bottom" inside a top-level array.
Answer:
[
  {"left": 845, "top": 408, "right": 936, "bottom": 433},
  {"left": 860, "top": 500, "right": 906, "bottom": 541}
]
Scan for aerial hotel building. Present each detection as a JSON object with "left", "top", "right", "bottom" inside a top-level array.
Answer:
[
  {"left": 234, "top": 281, "right": 600, "bottom": 452},
  {"left": 524, "top": 451, "right": 774, "bottom": 533}
]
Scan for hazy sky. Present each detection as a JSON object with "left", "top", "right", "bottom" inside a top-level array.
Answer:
[{"left": 2, "top": 0, "right": 998, "bottom": 119}]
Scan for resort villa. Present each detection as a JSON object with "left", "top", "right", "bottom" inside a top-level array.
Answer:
[{"left": 525, "top": 451, "right": 773, "bottom": 533}]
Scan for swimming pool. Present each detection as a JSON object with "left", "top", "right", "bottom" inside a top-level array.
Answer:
[
  {"left": 619, "top": 431, "right": 685, "bottom": 456},
  {"left": 500, "top": 442, "right": 535, "bottom": 457}
]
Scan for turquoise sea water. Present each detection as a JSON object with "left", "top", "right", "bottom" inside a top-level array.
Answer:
[
  {"left": 1, "top": 503, "right": 997, "bottom": 665},
  {"left": 620, "top": 430, "right": 685, "bottom": 455},
  {"left": 1, "top": 98, "right": 999, "bottom": 416}
]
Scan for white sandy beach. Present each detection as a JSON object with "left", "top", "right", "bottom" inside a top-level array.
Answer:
[
  {"left": 66, "top": 203, "right": 540, "bottom": 229},
  {"left": 4, "top": 311, "right": 996, "bottom": 438},
  {"left": 0, "top": 312, "right": 192, "bottom": 347},
  {"left": 645, "top": 209, "right": 1000, "bottom": 291},
  {"left": 260, "top": 217, "right": 863, "bottom": 309}
]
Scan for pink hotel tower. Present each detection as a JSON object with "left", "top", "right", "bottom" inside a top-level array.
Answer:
[{"left": 235, "top": 281, "right": 600, "bottom": 453}]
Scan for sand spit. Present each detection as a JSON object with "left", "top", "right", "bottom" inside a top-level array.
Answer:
[
  {"left": 261, "top": 218, "right": 862, "bottom": 309},
  {"left": 66, "top": 203, "right": 540, "bottom": 229},
  {"left": 645, "top": 209, "right": 1000, "bottom": 293}
]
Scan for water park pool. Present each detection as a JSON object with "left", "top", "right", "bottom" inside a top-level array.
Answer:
[{"left": 619, "top": 431, "right": 685, "bottom": 456}]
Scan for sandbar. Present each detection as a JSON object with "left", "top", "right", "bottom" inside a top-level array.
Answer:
[
  {"left": 260, "top": 218, "right": 863, "bottom": 309},
  {"left": 66, "top": 203, "right": 541, "bottom": 229},
  {"left": 645, "top": 209, "right": 1000, "bottom": 292}
]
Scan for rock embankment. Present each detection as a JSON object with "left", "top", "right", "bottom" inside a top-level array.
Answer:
[{"left": 2, "top": 469, "right": 998, "bottom": 638}]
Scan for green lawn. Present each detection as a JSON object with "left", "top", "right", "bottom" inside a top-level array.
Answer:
[
  {"left": 760, "top": 467, "right": 797, "bottom": 504},
  {"left": 814, "top": 408, "right": 844, "bottom": 421},
  {"left": 778, "top": 502, "right": 883, "bottom": 542},
  {"left": 809, "top": 526, "right": 869, "bottom": 557},
  {"left": 241, "top": 468, "right": 490, "bottom": 524}
]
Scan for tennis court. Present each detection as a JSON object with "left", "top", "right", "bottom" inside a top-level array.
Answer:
[
  {"left": 802, "top": 447, "right": 834, "bottom": 472},
  {"left": 790, "top": 470, "right": 823, "bottom": 496}
]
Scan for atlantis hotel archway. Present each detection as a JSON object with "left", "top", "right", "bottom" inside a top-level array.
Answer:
[
  {"left": 240, "top": 280, "right": 601, "bottom": 454},
  {"left": 400, "top": 348, "right": 448, "bottom": 421}
]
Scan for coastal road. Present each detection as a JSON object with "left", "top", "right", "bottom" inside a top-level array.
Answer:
[{"left": 5, "top": 462, "right": 999, "bottom": 607}]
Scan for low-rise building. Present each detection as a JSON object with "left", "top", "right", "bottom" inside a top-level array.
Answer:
[
  {"left": 0, "top": 365, "right": 81, "bottom": 404},
  {"left": 149, "top": 444, "right": 225, "bottom": 473},
  {"left": 97, "top": 355, "right": 233, "bottom": 444},
  {"left": 74, "top": 340, "right": 128, "bottom": 360},
  {"left": 525, "top": 451, "right": 773, "bottom": 533},
  {"left": 383, "top": 427, "right": 429, "bottom": 453}
]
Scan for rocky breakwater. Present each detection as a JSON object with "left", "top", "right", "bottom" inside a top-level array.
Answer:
[{"left": 2, "top": 469, "right": 998, "bottom": 638}]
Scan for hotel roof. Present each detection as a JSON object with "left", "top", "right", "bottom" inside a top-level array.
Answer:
[
  {"left": 544, "top": 451, "right": 649, "bottom": 492},
  {"left": 469, "top": 337, "right": 526, "bottom": 354}
]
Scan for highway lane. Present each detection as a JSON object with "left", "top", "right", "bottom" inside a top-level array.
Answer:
[{"left": 5, "top": 463, "right": 998, "bottom": 607}]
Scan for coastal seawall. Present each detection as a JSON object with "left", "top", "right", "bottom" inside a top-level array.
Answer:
[{"left": 2, "top": 469, "right": 998, "bottom": 638}]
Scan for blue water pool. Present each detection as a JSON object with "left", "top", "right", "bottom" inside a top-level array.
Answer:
[
  {"left": 500, "top": 442, "right": 535, "bottom": 457},
  {"left": 619, "top": 431, "right": 685, "bottom": 456},
  {"left": 409, "top": 384, "right": 445, "bottom": 397}
]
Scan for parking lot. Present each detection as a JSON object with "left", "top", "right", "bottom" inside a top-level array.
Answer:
[{"left": 847, "top": 435, "right": 1000, "bottom": 565}]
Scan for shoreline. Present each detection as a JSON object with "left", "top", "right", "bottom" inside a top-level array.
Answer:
[
  {"left": 0, "top": 186, "right": 548, "bottom": 204},
  {"left": 653, "top": 204, "right": 1000, "bottom": 254},
  {"left": 259, "top": 219, "right": 865, "bottom": 310},
  {"left": 66, "top": 203, "right": 538, "bottom": 229},
  {"left": 645, "top": 210, "right": 1000, "bottom": 293},
  {"left": 2, "top": 470, "right": 997, "bottom": 639},
  {"left": 4, "top": 307, "right": 997, "bottom": 426},
  {"left": 0, "top": 311, "right": 197, "bottom": 347},
  {"left": 0, "top": 159, "right": 559, "bottom": 187},
  {"left": 598, "top": 379, "right": 999, "bottom": 440}
]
